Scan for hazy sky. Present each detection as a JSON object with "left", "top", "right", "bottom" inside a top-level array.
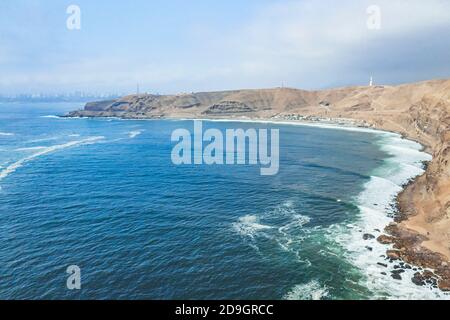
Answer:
[{"left": 1, "top": 0, "right": 449, "bottom": 94}]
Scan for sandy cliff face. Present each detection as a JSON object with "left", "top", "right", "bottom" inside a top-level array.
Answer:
[{"left": 68, "top": 79, "right": 450, "bottom": 288}]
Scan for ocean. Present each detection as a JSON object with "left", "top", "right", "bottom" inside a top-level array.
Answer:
[{"left": 0, "top": 102, "right": 445, "bottom": 300}]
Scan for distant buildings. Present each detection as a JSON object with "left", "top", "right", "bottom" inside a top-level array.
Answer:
[{"left": 0, "top": 92, "right": 122, "bottom": 103}]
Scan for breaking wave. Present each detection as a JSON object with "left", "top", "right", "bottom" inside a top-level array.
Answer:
[
  {"left": 233, "top": 201, "right": 312, "bottom": 264},
  {"left": 284, "top": 280, "right": 329, "bottom": 300},
  {"left": 128, "top": 130, "right": 144, "bottom": 138},
  {"left": 233, "top": 215, "right": 273, "bottom": 239},
  {"left": 40, "top": 115, "right": 61, "bottom": 119},
  {"left": 0, "top": 136, "right": 104, "bottom": 183},
  {"left": 330, "top": 131, "right": 450, "bottom": 300}
]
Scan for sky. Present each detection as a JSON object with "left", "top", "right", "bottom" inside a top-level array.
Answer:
[{"left": 0, "top": 0, "right": 449, "bottom": 95}]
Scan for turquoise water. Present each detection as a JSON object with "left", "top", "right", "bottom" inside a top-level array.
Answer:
[{"left": 0, "top": 103, "right": 439, "bottom": 300}]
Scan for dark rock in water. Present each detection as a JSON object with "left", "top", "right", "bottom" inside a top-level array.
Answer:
[
  {"left": 405, "top": 264, "right": 412, "bottom": 269},
  {"left": 392, "top": 269, "right": 405, "bottom": 275},
  {"left": 426, "top": 278, "right": 438, "bottom": 287},
  {"left": 412, "top": 273, "right": 426, "bottom": 286},
  {"left": 366, "top": 246, "right": 373, "bottom": 251},
  {"left": 411, "top": 271, "right": 439, "bottom": 287},
  {"left": 392, "top": 273, "right": 402, "bottom": 280},
  {"left": 381, "top": 272, "right": 387, "bottom": 276},
  {"left": 363, "top": 234, "right": 375, "bottom": 240},
  {"left": 393, "top": 265, "right": 401, "bottom": 269},
  {"left": 377, "top": 263, "right": 388, "bottom": 268},
  {"left": 374, "top": 229, "right": 381, "bottom": 233}
]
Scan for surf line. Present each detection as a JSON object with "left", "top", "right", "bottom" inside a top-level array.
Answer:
[
  {"left": 171, "top": 120, "right": 279, "bottom": 176},
  {"left": 0, "top": 136, "right": 104, "bottom": 183}
]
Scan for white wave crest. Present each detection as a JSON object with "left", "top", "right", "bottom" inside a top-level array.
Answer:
[
  {"left": 128, "top": 130, "right": 144, "bottom": 138},
  {"left": 233, "top": 201, "right": 312, "bottom": 265},
  {"left": 40, "top": 115, "right": 61, "bottom": 119},
  {"left": 331, "top": 132, "right": 450, "bottom": 299},
  {"left": 0, "top": 132, "right": 14, "bottom": 136},
  {"left": 284, "top": 280, "right": 329, "bottom": 300},
  {"left": 0, "top": 136, "right": 104, "bottom": 182},
  {"left": 232, "top": 215, "right": 273, "bottom": 239},
  {"left": 27, "top": 136, "right": 60, "bottom": 143},
  {"left": 278, "top": 214, "right": 311, "bottom": 235}
]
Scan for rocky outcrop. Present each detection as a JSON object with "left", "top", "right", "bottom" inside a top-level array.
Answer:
[
  {"left": 377, "top": 235, "right": 395, "bottom": 245},
  {"left": 363, "top": 234, "right": 376, "bottom": 241},
  {"left": 384, "top": 223, "right": 450, "bottom": 291},
  {"left": 202, "top": 101, "right": 255, "bottom": 115},
  {"left": 85, "top": 100, "right": 118, "bottom": 111}
]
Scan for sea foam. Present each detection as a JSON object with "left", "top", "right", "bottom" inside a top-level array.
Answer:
[
  {"left": 233, "top": 201, "right": 312, "bottom": 267},
  {"left": 331, "top": 131, "right": 449, "bottom": 300},
  {"left": 232, "top": 215, "right": 273, "bottom": 239},
  {"left": 40, "top": 115, "right": 61, "bottom": 119},
  {"left": 128, "top": 130, "right": 144, "bottom": 139},
  {"left": 0, "top": 136, "right": 104, "bottom": 183},
  {"left": 284, "top": 280, "right": 329, "bottom": 300}
]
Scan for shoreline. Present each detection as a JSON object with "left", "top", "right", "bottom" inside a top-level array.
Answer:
[{"left": 61, "top": 113, "right": 450, "bottom": 293}]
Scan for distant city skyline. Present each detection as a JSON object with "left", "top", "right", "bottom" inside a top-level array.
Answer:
[
  {"left": 0, "top": 91, "right": 122, "bottom": 103},
  {"left": 0, "top": 91, "right": 123, "bottom": 97},
  {"left": 0, "top": 85, "right": 162, "bottom": 99},
  {"left": 1, "top": 0, "right": 449, "bottom": 94}
]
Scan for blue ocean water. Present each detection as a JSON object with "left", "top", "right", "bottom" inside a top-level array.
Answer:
[{"left": 0, "top": 103, "right": 440, "bottom": 300}]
